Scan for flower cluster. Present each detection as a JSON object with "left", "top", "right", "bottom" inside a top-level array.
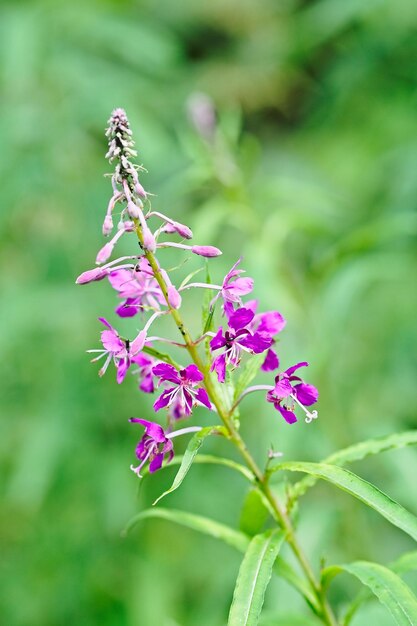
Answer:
[{"left": 77, "top": 108, "right": 319, "bottom": 477}]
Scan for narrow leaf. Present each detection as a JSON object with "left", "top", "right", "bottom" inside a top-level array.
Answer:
[
  {"left": 342, "top": 550, "right": 417, "bottom": 625},
  {"left": 202, "top": 262, "right": 215, "bottom": 333},
  {"left": 284, "top": 431, "right": 417, "bottom": 501},
  {"left": 141, "top": 453, "right": 255, "bottom": 484},
  {"left": 393, "top": 551, "right": 417, "bottom": 575},
  {"left": 153, "top": 427, "right": 220, "bottom": 505},
  {"left": 275, "top": 462, "right": 417, "bottom": 542},
  {"left": 124, "top": 508, "right": 249, "bottom": 551},
  {"left": 324, "top": 561, "right": 417, "bottom": 625},
  {"left": 228, "top": 529, "right": 285, "bottom": 626},
  {"left": 180, "top": 267, "right": 204, "bottom": 289},
  {"left": 234, "top": 353, "right": 265, "bottom": 402},
  {"left": 240, "top": 488, "right": 270, "bottom": 537},
  {"left": 124, "top": 508, "right": 316, "bottom": 608}
]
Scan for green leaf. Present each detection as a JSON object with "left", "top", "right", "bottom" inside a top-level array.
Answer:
[
  {"left": 141, "top": 345, "right": 181, "bottom": 369},
  {"left": 323, "top": 561, "right": 417, "bottom": 625},
  {"left": 124, "top": 508, "right": 316, "bottom": 609},
  {"left": 141, "top": 453, "right": 255, "bottom": 484},
  {"left": 342, "top": 550, "right": 417, "bottom": 625},
  {"left": 240, "top": 488, "right": 271, "bottom": 537},
  {"left": 228, "top": 529, "right": 285, "bottom": 626},
  {"left": 124, "top": 507, "right": 250, "bottom": 551},
  {"left": 153, "top": 427, "right": 221, "bottom": 505},
  {"left": 260, "top": 613, "right": 321, "bottom": 626},
  {"left": 202, "top": 262, "right": 215, "bottom": 334},
  {"left": 275, "top": 462, "right": 417, "bottom": 542},
  {"left": 233, "top": 353, "right": 266, "bottom": 402},
  {"left": 179, "top": 267, "right": 204, "bottom": 289},
  {"left": 393, "top": 551, "right": 417, "bottom": 575},
  {"left": 285, "top": 431, "right": 417, "bottom": 501}
]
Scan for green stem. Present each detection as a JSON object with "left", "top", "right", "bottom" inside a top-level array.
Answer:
[{"left": 135, "top": 224, "right": 338, "bottom": 625}]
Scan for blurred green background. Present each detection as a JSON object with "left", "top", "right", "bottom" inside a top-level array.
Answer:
[{"left": 1, "top": 0, "right": 417, "bottom": 624}]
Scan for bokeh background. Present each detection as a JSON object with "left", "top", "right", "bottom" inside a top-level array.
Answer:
[{"left": 1, "top": 0, "right": 417, "bottom": 624}]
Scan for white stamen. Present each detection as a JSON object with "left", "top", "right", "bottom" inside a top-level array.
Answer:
[{"left": 290, "top": 393, "right": 318, "bottom": 423}]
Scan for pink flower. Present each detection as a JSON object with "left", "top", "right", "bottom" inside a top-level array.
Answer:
[
  {"left": 210, "top": 307, "right": 272, "bottom": 383},
  {"left": 212, "top": 258, "right": 254, "bottom": 318},
  {"left": 129, "top": 419, "right": 174, "bottom": 475},
  {"left": 108, "top": 258, "right": 165, "bottom": 317},
  {"left": 152, "top": 363, "right": 212, "bottom": 415},
  {"left": 266, "top": 362, "right": 319, "bottom": 424},
  {"left": 87, "top": 318, "right": 131, "bottom": 383}
]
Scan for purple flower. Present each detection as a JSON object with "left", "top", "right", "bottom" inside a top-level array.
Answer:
[
  {"left": 87, "top": 318, "right": 131, "bottom": 383},
  {"left": 152, "top": 363, "right": 212, "bottom": 415},
  {"left": 108, "top": 258, "right": 165, "bottom": 317},
  {"left": 129, "top": 418, "right": 174, "bottom": 475},
  {"left": 210, "top": 307, "right": 272, "bottom": 383},
  {"left": 245, "top": 300, "right": 286, "bottom": 372},
  {"left": 131, "top": 352, "right": 158, "bottom": 393},
  {"left": 266, "top": 362, "right": 319, "bottom": 424},
  {"left": 212, "top": 258, "right": 254, "bottom": 317},
  {"left": 87, "top": 318, "right": 149, "bottom": 383}
]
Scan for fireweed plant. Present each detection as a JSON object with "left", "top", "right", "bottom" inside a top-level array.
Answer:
[{"left": 77, "top": 109, "right": 417, "bottom": 626}]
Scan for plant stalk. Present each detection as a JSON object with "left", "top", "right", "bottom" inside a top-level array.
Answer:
[{"left": 135, "top": 224, "right": 338, "bottom": 626}]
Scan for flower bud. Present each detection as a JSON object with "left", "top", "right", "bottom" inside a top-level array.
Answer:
[
  {"left": 191, "top": 245, "right": 222, "bottom": 257},
  {"left": 142, "top": 226, "right": 156, "bottom": 252},
  {"left": 167, "top": 285, "right": 182, "bottom": 309},
  {"left": 96, "top": 242, "right": 114, "bottom": 265},
  {"left": 127, "top": 201, "right": 142, "bottom": 219},
  {"left": 102, "top": 214, "right": 113, "bottom": 236},
  {"left": 168, "top": 221, "right": 193, "bottom": 240},
  {"left": 76, "top": 267, "right": 108, "bottom": 284},
  {"left": 135, "top": 182, "right": 147, "bottom": 198},
  {"left": 130, "top": 330, "right": 147, "bottom": 354}
]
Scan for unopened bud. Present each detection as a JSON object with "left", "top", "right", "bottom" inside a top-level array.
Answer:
[
  {"left": 96, "top": 242, "right": 113, "bottom": 265},
  {"left": 130, "top": 330, "right": 147, "bottom": 354},
  {"left": 135, "top": 182, "right": 147, "bottom": 198},
  {"left": 127, "top": 201, "right": 142, "bottom": 219},
  {"left": 167, "top": 221, "right": 193, "bottom": 240},
  {"left": 102, "top": 215, "right": 113, "bottom": 236},
  {"left": 142, "top": 226, "right": 156, "bottom": 252},
  {"left": 167, "top": 285, "right": 182, "bottom": 309},
  {"left": 191, "top": 245, "right": 222, "bottom": 258},
  {"left": 76, "top": 267, "right": 108, "bottom": 284}
]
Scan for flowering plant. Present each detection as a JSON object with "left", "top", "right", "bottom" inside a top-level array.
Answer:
[{"left": 77, "top": 109, "right": 417, "bottom": 626}]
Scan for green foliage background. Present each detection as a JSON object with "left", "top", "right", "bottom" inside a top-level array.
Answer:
[{"left": 1, "top": 0, "right": 416, "bottom": 624}]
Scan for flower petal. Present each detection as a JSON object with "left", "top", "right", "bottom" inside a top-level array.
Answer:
[
  {"left": 101, "top": 330, "right": 125, "bottom": 354},
  {"left": 210, "top": 327, "right": 226, "bottom": 351},
  {"left": 271, "top": 376, "right": 293, "bottom": 399},
  {"left": 210, "top": 353, "right": 226, "bottom": 383},
  {"left": 285, "top": 362, "right": 309, "bottom": 377},
  {"left": 293, "top": 383, "right": 318, "bottom": 406},
  {"left": 139, "top": 374, "right": 155, "bottom": 394},
  {"left": 108, "top": 269, "right": 134, "bottom": 291},
  {"left": 257, "top": 311, "right": 286, "bottom": 336},
  {"left": 183, "top": 364, "right": 204, "bottom": 383},
  {"left": 153, "top": 389, "right": 175, "bottom": 412},
  {"left": 129, "top": 417, "right": 166, "bottom": 443},
  {"left": 196, "top": 387, "right": 212, "bottom": 409},
  {"left": 129, "top": 418, "right": 167, "bottom": 443},
  {"left": 149, "top": 453, "right": 165, "bottom": 473},
  {"left": 277, "top": 405, "right": 298, "bottom": 424},
  {"left": 261, "top": 348, "right": 279, "bottom": 372},
  {"left": 226, "top": 276, "right": 254, "bottom": 297},
  {"left": 116, "top": 357, "right": 130, "bottom": 383},
  {"left": 152, "top": 363, "right": 181, "bottom": 384},
  {"left": 228, "top": 307, "right": 255, "bottom": 331},
  {"left": 239, "top": 332, "right": 272, "bottom": 354},
  {"left": 116, "top": 298, "right": 140, "bottom": 318}
]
